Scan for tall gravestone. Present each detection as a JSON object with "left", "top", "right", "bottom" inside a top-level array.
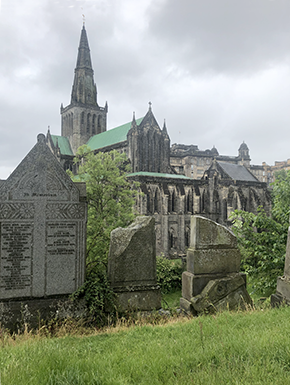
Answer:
[
  {"left": 0, "top": 134, "right": 87, "bottom": 328},
  {"left": 180, "top": 216, "right": 252, "bottom": 314},
  {"left": 108, "top": 216, "right": 161, "bottom": 311}
]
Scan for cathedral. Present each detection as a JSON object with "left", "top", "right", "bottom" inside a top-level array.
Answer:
[{"left": 47, "top": 26, "right": 271, "bottom": 257}]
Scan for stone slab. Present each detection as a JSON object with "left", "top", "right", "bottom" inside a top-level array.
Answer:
[
  {"left": 0, "top": 296, "right": 86, "bottom": 332},
  {"left": 0, "top": 134, "right": 87, "bottom": 300},
  {"left": 191, "top": 275, "right": 247, "bottom": 312},
  {"left": 190, "top": 215, "right": 237, "bottom": 250},
  {"left": 212, "top": 286, "right": 252, "bottom": 312},
  {"left": 182, "top": 271, "right": 247, "bottom": 301},
  {"left": 270, "top": 292, "right": 288, "bottom": 307},
  {"left": 108, "top": 216, "right": 156, "bottom": 287},
  {"left": 187, "top": 248, "right": 240, "bottom": 275},
  {"left": 284, "top": 228, "right": 290, "bottom": 276},
  {"left": 276, "top": 276, "right": 290, "bottom": 300},
  {"left": 179, "top": 297, "right": 195, "bottom": 314}
]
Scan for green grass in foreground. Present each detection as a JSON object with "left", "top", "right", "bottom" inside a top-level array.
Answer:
[
  {"left": 1, "top": 305, "right": 290, "bottom": 384},
  {"left": 162, "top": 289, "right": 181, "bottom": 309}
]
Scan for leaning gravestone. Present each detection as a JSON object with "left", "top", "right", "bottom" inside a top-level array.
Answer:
[
  {"left": 271, "top": 222, "right": 290, "bottom": 306},
  {"left": 108, "top": 216, "right": 161, "bottom": 311},
  {"left": 180, "top": 215, "right": 252, "bottom": 314},
  {"left": 0, "top": 134, "right": 87, "bottom": 329}
]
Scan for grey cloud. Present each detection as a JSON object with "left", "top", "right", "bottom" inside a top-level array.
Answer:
[{"left": 148, "top": 0, "right": 290, "bottom": 74}]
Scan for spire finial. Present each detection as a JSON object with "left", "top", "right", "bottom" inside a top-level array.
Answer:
[
  {"left": 149, "top": 101, "right": 152, "bottom": 111},
  {"left": 162, "top": 119, "right": 168, "bottom": 134}
]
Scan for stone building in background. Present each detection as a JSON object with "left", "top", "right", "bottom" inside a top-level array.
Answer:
[{"left": 47, "top": 25, "right": 271, "bottom": 257}]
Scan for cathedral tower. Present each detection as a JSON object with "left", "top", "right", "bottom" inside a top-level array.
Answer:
[
  {"left": 127, "top": 104, "right": 171, "bottom": 173},
  {"left": 61, "top": 26, "right": 108, "bottom": 154}
]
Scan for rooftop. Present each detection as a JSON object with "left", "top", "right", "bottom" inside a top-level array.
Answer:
[
  {"left": 128, "top": 171, "right": 192, "bottom": 180},
  {"left": 50, "top": 135, "right": 74, "bottom": 156},
  {"left": 87, "top": 117, "right": 143, "bottom": 151},
  {"left": 217, "top": 161, "right": 258, "bottom": 182}
]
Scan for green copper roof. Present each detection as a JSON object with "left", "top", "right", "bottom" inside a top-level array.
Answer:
[
  {"left": 51, "top": 135, "right": 74, "bottom": 156},
  {"left": 87, "top": 117, "right": 143, "bottom": 151},
  {"left": 128, "top": 172, "right": 192, "bottom": 180}
]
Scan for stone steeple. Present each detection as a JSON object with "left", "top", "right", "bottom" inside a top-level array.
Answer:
[
  {"left": 71, "top": 26, "right": 97, "bottom": 105},
  {"left": 61, "top": 26, "right": 108, "bottom": 154}
]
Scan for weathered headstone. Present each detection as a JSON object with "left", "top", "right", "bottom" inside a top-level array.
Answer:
[
  {"left": 108, "top": 216, "right": 161, "bottom": 311},
  {"left": 271, "top": 223, "right": 290, "bottom": 306},
  {"left": 180, "top": 215, "right": 252, "bottom": 314},
  {"left": 0, "top": 134, "right": 87, "bottom": 329}
]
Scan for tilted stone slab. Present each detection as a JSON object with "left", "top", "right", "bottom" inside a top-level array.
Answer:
[
  {"left": 190, "top": 275, "right": 252, "bottom": 313},
  {"left": 182, "top": 271, "right": 247, "bottom": 301}
]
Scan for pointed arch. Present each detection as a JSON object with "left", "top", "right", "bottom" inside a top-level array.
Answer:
[
  {"left": 97, "top": 115, "right": 102, "bottom": 134},
  {"left": 213, "top": 189, "right": 220, "bottom": 214},
  {"left": 154, "top": 187, "right": 161, "bottom": 214},
  {"left": 169, "top": 228, "right": 175, "bottom": 249},
  {"left": 185, "top": 226, "right": 190, "bottom": 248},
  {"left": 87, "top": 113, "right": 91, "bottom": 133},
  {"left": 92, "top": 114, "right": 96, "bottom": 135}
]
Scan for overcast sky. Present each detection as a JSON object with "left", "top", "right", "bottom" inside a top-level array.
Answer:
[{"left": 1, "top": 0, "right": 290, "bottom": 178}]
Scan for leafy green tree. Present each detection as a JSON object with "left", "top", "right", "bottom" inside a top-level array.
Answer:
[
  {"left": 68, "top": 146, "right": 139, "bottom": 322},
  {"left": 70, "top": 146, "right": 138, "bottom": 265},
  {"left": 231, "top": 170, "right": 290, "bottom": 294}
]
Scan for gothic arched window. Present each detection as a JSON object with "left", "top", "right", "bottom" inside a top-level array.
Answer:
[
  {"left": 97, "top": 115, "right": 102, "bottom": 134},
  {"left": 87, "top": 113, "right": 91, "bottom": 133},
  {"left": 92, "top": 115, "right": 96, "bottom": 135}
]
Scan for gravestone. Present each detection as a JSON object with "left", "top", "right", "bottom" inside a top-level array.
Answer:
[
  {"left": 180, "top": 215, "right": 252, "bottom": 314},
  {"left": 271, "top": 223, "right": 290, "bottom": 306},
  {"left": 108, "top": 216, "right": 161, "bottom": 311},
  {"left": 0, "top": 134, "right": 87, "bottom": 329}
]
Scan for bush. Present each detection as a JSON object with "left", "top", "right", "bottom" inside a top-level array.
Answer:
[
  {"left": 71, "top": 263, "right": 117, "bottom": 326},
  {"left": 156, "top": 256, "right": 183, "bottom": 293}
]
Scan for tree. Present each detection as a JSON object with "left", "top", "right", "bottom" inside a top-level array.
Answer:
[
  {"left": 69, "top": 146, "right": 138, "bottom": 266},
  {"left": 231, "top": 170, "right": 290, "bottom": 294},
  {"left": 68, "top": 146, "right": 139, "bottom": 322}
]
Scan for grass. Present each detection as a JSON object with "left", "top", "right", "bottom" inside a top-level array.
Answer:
[
  {"left": 1, "top": 303, "right": 290, "bottom": 384},
  {"left": 162, "top": 289, "right": 181, "bottom": 309}
]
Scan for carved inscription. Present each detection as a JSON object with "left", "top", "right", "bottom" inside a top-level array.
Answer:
[
  {"left": 0, "top": 223, "right": 32, "bottom": 291},
  {"left": 47, "top": 223, "right": 76, "bottom": 257}
]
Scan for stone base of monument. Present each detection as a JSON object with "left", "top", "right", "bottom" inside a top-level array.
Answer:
[
  {"left": 271, "top": 276, "right": 290, "bottom": 307},
  {"left": 0, "top": 296, "right": 86, "bottom": 332},
  {"left": 180, "top": 216, "right": 252, "bottom": 315},
  {"left": 112, "top": 284, "right": 161, "bottom": 311},
  {"left": 180, "top": 273, "right": 252, "bottom": 315}
]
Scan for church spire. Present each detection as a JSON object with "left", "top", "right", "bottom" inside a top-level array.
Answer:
[
  {"left": 76, "top": 26, "right": 92, "bottom": 69},
  {"left": 71, "top": 25, "right": 97, "bottom": 105}
]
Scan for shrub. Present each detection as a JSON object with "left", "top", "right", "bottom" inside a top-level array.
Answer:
[{"left": 156, "top": 256, "right": 183, "bottom": 293}]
